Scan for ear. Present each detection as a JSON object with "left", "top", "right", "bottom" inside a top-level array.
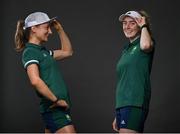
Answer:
[{"left": 31, "top": 26, "right": 37, "bottom": 33}]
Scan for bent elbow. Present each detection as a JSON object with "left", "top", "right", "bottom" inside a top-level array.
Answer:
[
  {"left": 30, "top": 77, "right": 40, "bottom": 86},
  {"left": 141, "top": 43, "right": 152, "bottom": 51},
  {"left": 67, "top": 50, "right": 73, "bottom": 57},
  {"left": 69, "top": 50, "right": 73, "bottom": 56}
]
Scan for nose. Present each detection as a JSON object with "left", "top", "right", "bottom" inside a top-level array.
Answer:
[{"left": 125, "top": 23, "right": 131, "bottom": 29}]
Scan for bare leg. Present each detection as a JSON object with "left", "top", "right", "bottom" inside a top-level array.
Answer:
[
  {"left": 119, "top": 128, "right": 137, "bottom": 133},
  {"left": 55, "top": 124, "right": 76, "bottom": 133},
  {"left": 45, "top": 128, "right": 51, "bottom": 134}
]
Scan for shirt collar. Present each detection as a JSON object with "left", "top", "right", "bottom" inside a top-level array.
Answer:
[
  {"left": 123, "top": 37, "right": 140, "bottom": 51},
  {"left": 25, "top": 42, "right": 45, "bottom": 50},
  {"left": 129, "top": 36, "right": 140, "bottom": 46}
]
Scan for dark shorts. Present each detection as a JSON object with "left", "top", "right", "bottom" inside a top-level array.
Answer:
[
  {"left": 41, "top": 107, "right": 73, "bottom": 133},
  {"left": 115, "top": 106, "right": 148, "bottom": 132}
]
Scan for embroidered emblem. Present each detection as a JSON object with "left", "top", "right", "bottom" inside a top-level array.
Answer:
[
  {"left": 66, "top": 114, "right": 71, "bottom": 121},
  {"left": 43, "top": 53, "right": 47, "bottom": 57},
  {"left": 130, "top": 46, "right": 137, "bottom": 54}
]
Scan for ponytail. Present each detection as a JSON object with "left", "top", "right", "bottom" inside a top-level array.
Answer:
[{"left": 14, "top": 20, "right": 30, "bottom": 52}]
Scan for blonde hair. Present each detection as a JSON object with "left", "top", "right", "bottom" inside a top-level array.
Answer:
[{"left": 14, "top": 20, "right": 30, "bottom": 52}]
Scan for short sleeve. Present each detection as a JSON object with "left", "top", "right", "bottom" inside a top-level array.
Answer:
[
  {"left": 49, "top": 50, "right": 54, "bottom": 57},
  {"left": 22, "top": 49, "right": 40, "bottom": 69}
]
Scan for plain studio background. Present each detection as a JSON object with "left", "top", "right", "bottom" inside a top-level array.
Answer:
[{"left": 0, "top": 0, "right": 180, "bottom": 133}]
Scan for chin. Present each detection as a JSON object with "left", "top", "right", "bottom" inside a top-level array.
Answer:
[
  {"left": 125, "top": 35, "right": 134, "bottom": 38},
  {"left": 125, "top": 33, "right": 136, "bottom": 38},
  {"left": 41, "top": 40, "right": 47, "bottom": 43},
  {"left": 43, "top": 38, "right": 48, "bottom": 42}
]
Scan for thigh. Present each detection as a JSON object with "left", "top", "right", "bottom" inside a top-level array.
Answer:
[
  {"left": 56, "top": 124, "right": 76, "bottom": 133},
  {"left": 115, "top": 106, "right": 148, "bottom": 133},
  {"left": 45, "top": 128, "right": 51, "bottom": 133}
]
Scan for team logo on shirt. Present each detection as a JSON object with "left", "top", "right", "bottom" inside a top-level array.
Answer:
[
  {"left": 43, "top": 53, "right": 47, "bottom": 57},
  {"left": 130, "top": 46, "right": 137, "bottom": 54}
]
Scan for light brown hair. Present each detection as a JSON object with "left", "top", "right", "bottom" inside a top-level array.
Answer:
[{"left": 14, "top": 20, "right": 30, "bottom": 52}]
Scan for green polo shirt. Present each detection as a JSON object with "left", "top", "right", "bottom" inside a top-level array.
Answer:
[
  {"left": 116, "top": 37, "right": 154, "bottom": 110},
  {"left": 22, "top": 43, "right": 71, "bottom": 113}
]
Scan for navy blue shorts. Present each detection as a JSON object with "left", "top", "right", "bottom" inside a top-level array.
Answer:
[
  {"left": 41, "top": 107, "right": 73, "bottom": 133},
  {"left": 115, "top": 106, "right": 148, "bottom": 132}
]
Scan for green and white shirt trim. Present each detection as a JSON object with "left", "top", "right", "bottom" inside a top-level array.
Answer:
[
  {"left": 49, "top": 50, "right": 53, "bottom": 56},
  {"left": 24, "top": 59, "right": 39, "bottom": 68}
]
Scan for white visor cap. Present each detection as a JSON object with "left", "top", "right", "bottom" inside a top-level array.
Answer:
[{"left": 119, "top": 11, "right": 142, "bottom": 22}]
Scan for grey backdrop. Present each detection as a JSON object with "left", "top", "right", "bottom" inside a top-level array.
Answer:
[{"left": 1, "top": 0, "right": 180, "bottom": 133}]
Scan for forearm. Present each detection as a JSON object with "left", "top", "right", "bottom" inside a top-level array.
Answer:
[
  {"left": 58, "top": 29, "right": 73, "bottom": 54},
  {"left": 33, "top": 77, "right": 57, "bottom": 102},
  {"left": 140, "top": 27, "right": 153, "bottom": 50},
  {"left": 52, "top": 20, "right": 73, "bottom": 59}
]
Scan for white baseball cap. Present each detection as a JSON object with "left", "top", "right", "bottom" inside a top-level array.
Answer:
[
  {"left": 23, "top": 12, "right": 56, "bottom": 30},
  {"left": 119, "top": 11, "right": 142, "bottom": 22}
]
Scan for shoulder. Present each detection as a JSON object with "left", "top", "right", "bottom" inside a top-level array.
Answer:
[
  {"left": 22, "top": 47, "right": 40, "bottom": 58},
  {"left": 22, "top": 48, "right": 41, "bottom": 68}
]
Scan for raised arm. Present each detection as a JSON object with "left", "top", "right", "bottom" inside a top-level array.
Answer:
[
  {"left": 52, "top": 20, "right": 73, "bottom": 60},
  {"left": 135, "top": 17, "right": 153, "bottom": 52}
]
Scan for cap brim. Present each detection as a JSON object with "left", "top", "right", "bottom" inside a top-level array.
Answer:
[
  {"left": 119, "top": 13, "right": 141, "bottom": 22},
  {"left": 119, "top": 14, "right": 136, "bottom": 22},
  {"left": 50, "top": 17, "right": 57, "bottom": 21},
  {"left": 32, "top": 16, "right": 57, "bottom": 26},
  {"left": 119, "top": 14, "right": 126, "bottom": 21},
  {"left": 35, "top": 17, "right": 57, "bottom": 26},
  {"left": 48, "top": 16, "right": 57, "bottom": 24}
]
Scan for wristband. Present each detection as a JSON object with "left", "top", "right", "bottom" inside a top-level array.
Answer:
[
  {"left": 53, "top": 97, "right": 59, "bottom": 103},
  {"left": 141, "top": 24, "right": 148, "bottom": 30}
]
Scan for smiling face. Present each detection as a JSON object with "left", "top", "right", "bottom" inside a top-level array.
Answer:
[
  {"left": 122, "top": 16, "right": 140, "bottom": 41},
  {"left": 31, "top": 22, "right": 52, "bottom": 43}
]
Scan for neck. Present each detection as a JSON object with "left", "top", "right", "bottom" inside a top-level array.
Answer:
[
  {"left": 28, "top": 38, "right": 41, "bottom": 45},
  {"left": 129, "top": 35, "right": 140, "bottom": 43}
]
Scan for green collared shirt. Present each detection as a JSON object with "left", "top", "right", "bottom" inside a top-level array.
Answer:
[
  {"left": 22, "top": 43, "right": 70, "bottom": 113},
  {"left": 116, "top": 37, "right": 154, "bottom": 109}
]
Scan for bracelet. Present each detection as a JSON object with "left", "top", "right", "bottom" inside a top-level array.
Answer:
[
  {"left": 141, "top": 24, "right": 148, "bottom": 30},
  {"left": 53, "top": 97, "right": 59, "bottom": 103}
]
